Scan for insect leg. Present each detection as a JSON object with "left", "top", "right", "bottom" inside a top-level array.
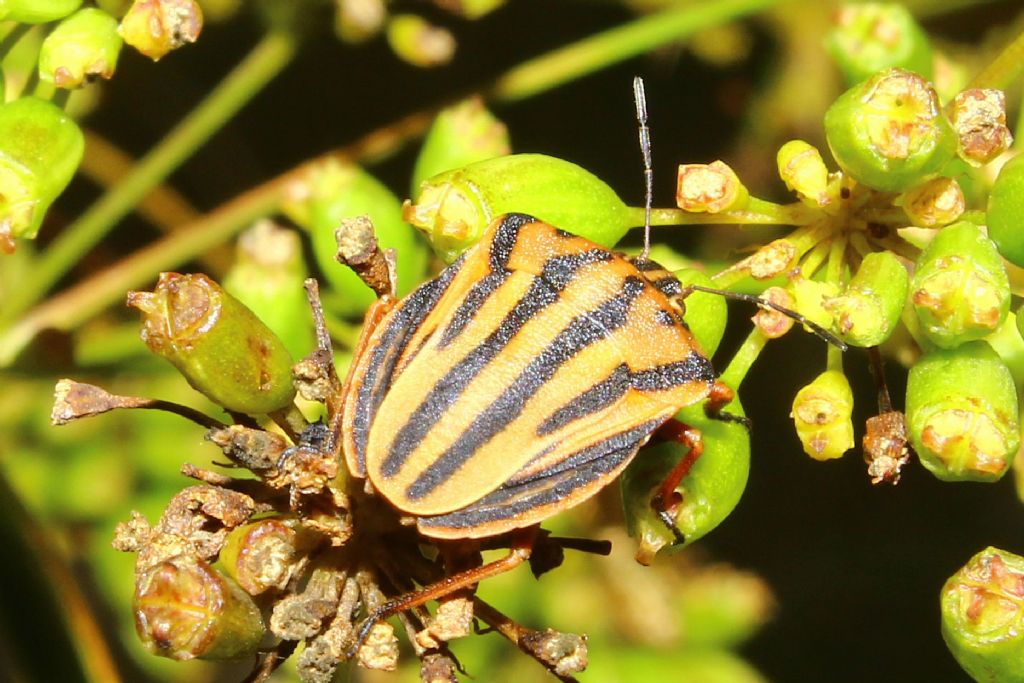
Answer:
[
  {"left": 704, "top": 379, "right": 752, "bottom": 431},
  {"left": 649, "top": 419, "right": 703, "bottom": 545},
  {"left": 345, "top": 528, "right": 537, "bottom": 660}
]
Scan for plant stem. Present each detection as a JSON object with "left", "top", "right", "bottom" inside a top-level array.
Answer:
[
  {"left": 629, "top": 196, "right": 820, "bottom": 228},
  {"left": 0, "top": 175, "right": 285, "bottom": 365},
  {"left": 2, "top": 30, "right": 298, "bottom": 326},
  {"left": 488, "top": 0, "right": 780, "bottom": 102},
  {"left": 0, "top": 23, "right": 32, "bottom": 61},
  {"left": 968, "top": 24, "right": 1024, "bottom": 91},
  {"left": 825, "top": 233, "right": 846, "bottom": 372},
  {"left": 719, "top": 327, "right": 769, "bottom": 389}
]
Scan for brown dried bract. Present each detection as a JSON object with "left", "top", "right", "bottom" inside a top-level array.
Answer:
[
  {"left": 207, "top": 424, "right": 288, "bottom": 478},
  {"left": 124, "top": 485, "right": 256, "bottom": 571},
  {"left": 753, "top": 287, "right": 796, "bottom": 338},
  {"left": 522, "top": 629, "right": 589, "bottom": 678},
  {"left": 864, "top": 410, "right": 910, "bottom": 484},
  {"left": 949, "top": 89, "right": 1013, "bottom": 167},
  {"left": 51, "top": 379, "right": 149, "bottom": 424},
  {"left": 335, "top": 216, "right": 396, "bottom": 298}
]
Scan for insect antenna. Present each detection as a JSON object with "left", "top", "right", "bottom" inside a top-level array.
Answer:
[
  {"left": 629, "top": 79, "right": 843, "bottom": 353},
  {"left": 633, "top": 75, "right": 653, "bottom": 262},
  {"left": 682, "top": 283, "right": 848, "bottom": 350}
]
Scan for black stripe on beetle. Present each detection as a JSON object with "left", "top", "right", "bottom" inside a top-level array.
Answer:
[
  {"left": 536, "top": 363, "right": 631, "bottom": 436},
  {"left": 382, "top": 249, "right": 617, "bottom": 477},
  {"left": 404, "top": 276, "right": 647, "bottom": 500},
  {"left": 350, "top": 257, "right": 464, "bottom": 473},
  {"left": 415, "top": 420, "right": 661, "bottom": 532}
]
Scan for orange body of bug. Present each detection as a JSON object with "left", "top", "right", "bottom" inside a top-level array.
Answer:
[{"left": 338, "top": 212, "right": 722, "bottom": 539}]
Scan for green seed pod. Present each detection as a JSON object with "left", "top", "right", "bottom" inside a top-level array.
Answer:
[
  {"left": 0, "top": 96, "right": 85, "bottom": 253},
  {"left": 941, "top": 547, "right": 1024, "bottom": 683},
  {"left": 222, "top": 221, "right": 314, "bottom": 359},
  {"left": 283, "top": 160, "right": 428, "bottom": 316},
  {"left": 118, "top": 0, "right": 202, "bottom": 61},
  {"left": 824, "top": 250, "right": 908, "bottom": 347},
  {"left": 676, "top": 160, "right": 749, "bottom": 213},
  {"left": 38, "top": 8, "right": 123, "bottom": 89},
  {"left": 950, "top": 89, "right": 1013, "bottom": 168},
  {"left": 675, "top": 269, "right": 728, "bottom": 356},
  {"left": 826, "top": 3, "right": 933, "bottom": 85},
  {"left": 642, "top": 245, "right": 727, "bottom": 356},
  {"left": 621, "top": 399, "right": 750, "bottom": 564},
  {"left": 0, "top": 0, "right": 81, "bottom": 22},
  {"left": 906, "top": 341, "right": 1019, "bottom": 482},
  {"left": 127, "top": 272, "right": 296, "bottom": 415},
  {"left": 218, "top": 518, "right": 303, "bottom": 596},
  {"left": 791, "top": 369, "right": 855, "bottom": 461},
  {"left": 411, "top": 97, "right": 511, "bottom": 197},
  {"left": 386, "top": 14, "right": 455, "bottom": 68},
  {"left": 911, "top": 221, "right": 1009, "bottom": 348},
  {"left": 824, "top": 68, "right": 956, "bottom": 192},
  {"left": 987, "top": 154, "right": 1024, "bottom": 268},
  {"left": 406, "top": 153, "right": 632, "bottom": 262},
  {"left": 986, "top": 311, "right": 1024, "bottom": 387},
  {"left": 134, "top": 554, "right": 264, "bottom": 660},
  {"left": 777, "top": 139, "right": 834, "bottom": 209}
]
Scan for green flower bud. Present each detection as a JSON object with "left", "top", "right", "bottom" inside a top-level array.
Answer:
[
  {"left": 900, "top": 176, "right": 964, "bottom": 228},
  {"left": 987, "top": 154, "right": 1024, "bottom": 268},
  {"left": 119, "top": 0, "right": 202, "bottom": 61},
  {"left": 406, "top": 153, "right": 632, "bottom": 262},
  {"left": 222, "top": 221, "right": 314, "bottom": 359},
  {"left": 676, "top": 269, "right": 728, "bottom": 356},
  {"left": 135, "top": 554, "right": 264, "bottom": 660},
  {"left": 219, "top": 518, "right": 303, "bottom": 596},
  {"left": 942, "top": 547, "right": 1024, "bottom": 683},
  {"left": 789, "top": 277, "right": 839, "bottom": 332},
  {"left": 950, "top": 89, "right": 1013, "bottom": 168},
  {"left": 39, "top": 8, "right": 123, "bottom": 89},
  {"left": 411, "top": 97, "right": 511, "bottom": 197},
  {"left": 906, "top": 341, "right": 1019, "bottom": 482},
  {"left": 333, "top": 0, "right": 385, "bottom": 44},
  {"left": 777, "top": 139, "right": 835, "bottom": 209},
  {"left": 911, "top": 221, "right": 1009, "bottom": 348},
  {"left": 824, "top": 68, "right": 956, "bottom": 192},
  {"left": 791, "top": 369, "right": 855, "bottom": 461},
  {"left": 0, "top": 0, "right": 81, "bottom": 23},
  {"left": 434, "top": 0, "right": 506, "bottom": 19},
  {"left": 386, "top": 14, "right": 455, "bottom": 68},
  {"left": 621, "top": 399, "right": 750, "bottom": 564},
  {"left": 675, "top": 160, "right": 749, "bottom": 213},
  {"left": 824, "top": 250, "right": 908, "bottom": 347},
  {"left": 0, "top": 96, "right": 84, "bottom": 253},
  {"left": 826, "top": 3, "right": 932, "bottom": 85},
  {"left": 127, "top": 272, "right": 296, "bottom": 415},
  {"left": 283, "top": 160, "right": 428, "bottom": 315}
]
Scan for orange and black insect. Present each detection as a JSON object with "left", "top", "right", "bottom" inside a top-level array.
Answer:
[
  {"left": 329, "top": 77, "right": 837, "bottom": 652},
  {"left": 339, "top": 211, "right": 730, "bottom": 540}
]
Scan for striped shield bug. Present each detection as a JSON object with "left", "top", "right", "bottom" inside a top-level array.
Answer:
[{"left": 314, "top": 77, "right": 840, "bottom": 655}]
